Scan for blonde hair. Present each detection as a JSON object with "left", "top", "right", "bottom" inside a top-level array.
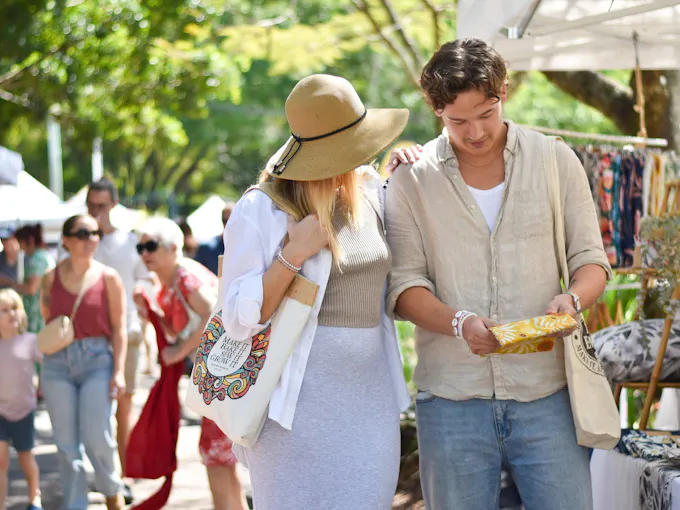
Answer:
[
  {"left": 259, "top": 148, "right": 363, "bottom": 263},
  {"left": 0, "top": 288, "right": 27, "bottom": 336}
]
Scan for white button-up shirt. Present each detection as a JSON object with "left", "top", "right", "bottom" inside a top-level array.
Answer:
[{"left": 221, "top": 171, "right": 411, "bottom": 431}]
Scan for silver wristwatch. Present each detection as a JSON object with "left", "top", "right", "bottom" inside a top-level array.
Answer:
[{"left": 566, "top": 290, "right": 582, "bottom": 313}]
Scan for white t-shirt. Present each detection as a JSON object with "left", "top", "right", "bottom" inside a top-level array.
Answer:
[
  {"left": 94, "top": 228, "right": 148, "bottom": 334},
  {"left": 467, "top": 182, "right": 505, "bottom": 232}
]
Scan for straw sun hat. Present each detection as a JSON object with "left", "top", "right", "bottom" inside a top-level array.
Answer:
[{"left": 269, "top": 74, "right": 410, "bottom": 182}]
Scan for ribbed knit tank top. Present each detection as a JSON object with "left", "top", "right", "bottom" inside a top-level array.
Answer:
[
  {"left": 317, "top": 196, "right": 391, "bottom": 328},
  {"left": 49, "top": 266, "right": 112, "bottom": 340}
]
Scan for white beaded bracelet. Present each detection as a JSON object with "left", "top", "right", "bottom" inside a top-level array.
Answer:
[
  {"left": 277, "top": 249, "right": 301, "bottom": 273},
  {"left": 451, "top": 310, "right": 477, "bottom": 338}
]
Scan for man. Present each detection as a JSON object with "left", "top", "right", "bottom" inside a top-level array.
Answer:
[
  {"left": 385, "top": 39, "right": 611, "bottom": 509},
  {"left": 0, "top": 228, "right": 19, "bottom": 289},
  {"left": 193, "top": 204, "right": 234, "bottom": 276},
  {"left": 86, "top": 178, "right": 149, "bottom": 501}
]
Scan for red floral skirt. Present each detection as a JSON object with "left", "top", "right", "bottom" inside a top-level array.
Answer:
[{"left": 198, "top": 417, "right": 238, "bottom": 467}]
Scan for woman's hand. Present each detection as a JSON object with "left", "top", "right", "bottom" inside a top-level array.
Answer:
[
  {"left": 282, "top": 215, "right": 330, "bottom": 267},
  {"left": 110, "top": 370, "right": 126, "bottom": 400},
  {"left": 384, "top": 144, "right": 424, "bottom": 176}
]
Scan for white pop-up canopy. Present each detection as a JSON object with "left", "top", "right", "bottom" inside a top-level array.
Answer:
[
  {"left": 0, "top": 171, "right": 75, "bottom": 243},
  {"left": 457, "top": 0, "right": 680, "bottom": 71},
  {"left": 187, "top": 195, "right": 227, "bottom": 242},
  {"left": 0, "top": 146, "right": 23, "bottom": 185}
]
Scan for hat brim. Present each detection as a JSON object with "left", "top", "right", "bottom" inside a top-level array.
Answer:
[{"left": 269, "top": 108, "right": 410, "bottom": 182}]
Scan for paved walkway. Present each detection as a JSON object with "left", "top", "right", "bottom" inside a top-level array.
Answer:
[{"left": 6, "top": 373, "right": 251, "bottom": 510}]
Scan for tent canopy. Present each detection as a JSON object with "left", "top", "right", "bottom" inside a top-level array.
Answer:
[
  {"left": 0, "top": 171, "right": 75, "bottom": 242},
  {"left": 0, "top": 146, "right": 23, "bottom": 186},
  {"left": 457, "top": 0, "right": 680, "bottom": 70},
  {"left": 187, "top": 195, "right": 226, "bottom": 242}
]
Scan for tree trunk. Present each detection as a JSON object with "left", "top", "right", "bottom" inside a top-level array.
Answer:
[
  {"left": 543, "top": 70, "right": 679, "bottom": 152},
  {"left": 666, "top": 71, "right": 680, "bottom": 152}
]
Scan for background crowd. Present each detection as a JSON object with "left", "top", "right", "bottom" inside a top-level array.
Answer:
[{"left": 0, "top": 177, "right": 248, "bottom": 510}]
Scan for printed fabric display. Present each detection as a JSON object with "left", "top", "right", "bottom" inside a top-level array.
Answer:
[
  {"left": 488, "top": 313, "right": 577, "bottom": 355},
  {"left": 614, "top": 429, "right": 680, "bottom": 510},
  {"left": 572, "top": 148, "right": 680, "bottom": 268},
  {"left": 620, "top": 430, "right": 680, "bottom": 462},
  {"left": 593, "top": 319, "right": 680, "bottom": 383}
]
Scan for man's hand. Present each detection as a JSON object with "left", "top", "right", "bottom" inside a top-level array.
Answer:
[
  {"left": 545, "top": 294, "right": 578, "bottom": 337},
  {"left": 462, "top": 316, "right": 500, "bottom": 355}
]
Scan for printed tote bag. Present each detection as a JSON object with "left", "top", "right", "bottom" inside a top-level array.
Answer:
[{"left": 185, "top": 184, "right": 319, "bottom": 447}]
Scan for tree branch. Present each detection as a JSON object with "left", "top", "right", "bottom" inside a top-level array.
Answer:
[
  {"left": 377, "top": 0, "right": 423, "bottom": 69},
  {"left": 0, "top": 88, "right": 33, "bottom": 108},
  {"left": 542, "top": 70, "right": 638, "bottom": 135},
  {"left": 418, "top": 0, "right": 442, "bottom": 49},
  {"left": 0, "top": 43, "right": 70, "bottom": 88},
  {"left": 351, "top": 0, "right": 420, "bottom": 85}
]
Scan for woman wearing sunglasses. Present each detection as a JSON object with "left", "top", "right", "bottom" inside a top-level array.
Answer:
[
  {"left": 39, "top": 214, "right": 127, "bottom": 510},
  {"left": 133, "top": 217, "right": 248, "bottom": 510}
]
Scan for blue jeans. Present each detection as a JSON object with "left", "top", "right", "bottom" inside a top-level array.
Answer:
[
  {"left": 416, "top": 388, "right": 592, "bottom": 510},
  {"left": 41, "top": 337, "right": 122, "bottom": 510}
]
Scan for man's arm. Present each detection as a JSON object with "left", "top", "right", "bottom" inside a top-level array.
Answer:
[
  {"left": 547, "top": 142, "right": 611, "bottom": 316},
  {"left": 386, "top": 168, "right": 500, "bottom": 355}
]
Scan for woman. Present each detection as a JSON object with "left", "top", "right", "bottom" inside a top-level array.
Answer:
[
  {"left": 10, "top": 224, "right": 55, "bottom": 333},
  {"left": 39, "top": 215, "right": 126, "bottom": 510},
  {"left": 220, "top": 74, "right": 412, "bottom": 509},
  {"left": 134, "top": 217, "right": 248, "bottom": 510}
]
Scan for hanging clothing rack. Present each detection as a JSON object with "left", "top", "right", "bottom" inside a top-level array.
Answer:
[{"left": 519, "top": 124, "right": 669, "bottom": 148}]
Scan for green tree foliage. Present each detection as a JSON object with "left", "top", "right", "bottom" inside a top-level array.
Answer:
[{"left": 0, "top": 0, "right": 650, "bottom": 216}]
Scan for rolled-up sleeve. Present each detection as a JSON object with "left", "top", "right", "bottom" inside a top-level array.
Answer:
[
  {"left": 556, "top": 141, "right": 612, "bottom": 280},
  {"left": 221, "top": 193, "right": 273, "bottom": 340},
  {"left": 385, "top": 167, "right": 436, "bottom": 319}
]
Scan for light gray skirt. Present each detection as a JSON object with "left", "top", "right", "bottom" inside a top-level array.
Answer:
[{"left": 238, "top": 325, "right": 401, "bottom": 510}]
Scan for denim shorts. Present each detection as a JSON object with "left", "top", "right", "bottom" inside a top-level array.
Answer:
[{"left": 0, "top": 410, "right": 35, "bottom": 452}]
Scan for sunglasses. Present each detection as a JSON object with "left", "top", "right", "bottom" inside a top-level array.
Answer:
[
  {"left": 136, "top": 240, "right": 160, "bottom": 255},
  {"left": 65, "top": 228, "right": 103, "bottom": 241}
]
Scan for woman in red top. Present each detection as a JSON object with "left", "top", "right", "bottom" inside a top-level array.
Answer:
[
  {"left": 134, "top": 217, "right": 247, "bottom": 510},
  {"left": 40, "top": 214, "right": 127, "bottom": 510}
]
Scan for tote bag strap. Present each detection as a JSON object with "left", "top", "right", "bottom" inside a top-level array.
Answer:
[{"left": 541, "top": 135, "right": 571, "bottom": 290}]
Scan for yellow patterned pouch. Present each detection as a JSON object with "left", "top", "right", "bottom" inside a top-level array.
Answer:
[{"left": 487, "top": 313, "right": 577, "bottom": 355}]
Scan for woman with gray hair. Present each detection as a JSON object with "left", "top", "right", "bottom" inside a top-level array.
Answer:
[{"left": 132, "top": 217, "right": 247, "bottom": 510}]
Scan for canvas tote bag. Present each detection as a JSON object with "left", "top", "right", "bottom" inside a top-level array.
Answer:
[
  {"left": 542, "top": 136, "right": 621, "bottom": 449},
  {"left": 37, "top": 264, "right": 101, "bottom": 355},
  {"left": 185, "top": 184, "right": 319, "bottom": 447}
]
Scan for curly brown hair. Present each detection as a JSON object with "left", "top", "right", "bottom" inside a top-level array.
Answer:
[{"left": 420, "top": 39, "right": 507, "bottom": 111}]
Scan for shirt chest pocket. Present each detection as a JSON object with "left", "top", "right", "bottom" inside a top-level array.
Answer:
[{"left": 508, "top": 191, "right": 553, "bottom": 239}]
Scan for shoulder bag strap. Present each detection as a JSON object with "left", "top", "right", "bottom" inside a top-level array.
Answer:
[
  {"left": 542, "top": 135, "right": 571, "bottom": 290},
  {"left": 69, "top": 265, "right": 102, "bottom": 320}
]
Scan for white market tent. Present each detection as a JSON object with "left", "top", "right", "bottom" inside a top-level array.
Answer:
[
  {"left": 0, "top": 171, "right": 75, "bottom": 243},
  {"left": 457, "top": 0, "right": 680, "bottom": 71},
  {"left": 0, "top": 146, "right": 23, "bottom": 185},
  {"left": 187, "top": 195, "right": 227, "bottom": 242}
]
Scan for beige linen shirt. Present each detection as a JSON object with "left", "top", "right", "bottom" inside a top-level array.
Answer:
[{"left": 386, "top": 121, "right": 611, "bottom": 402}]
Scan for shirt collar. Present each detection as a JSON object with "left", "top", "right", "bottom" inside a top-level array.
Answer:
[{"left": 437, "top": 119, "right": 518, "bottom": 165}]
